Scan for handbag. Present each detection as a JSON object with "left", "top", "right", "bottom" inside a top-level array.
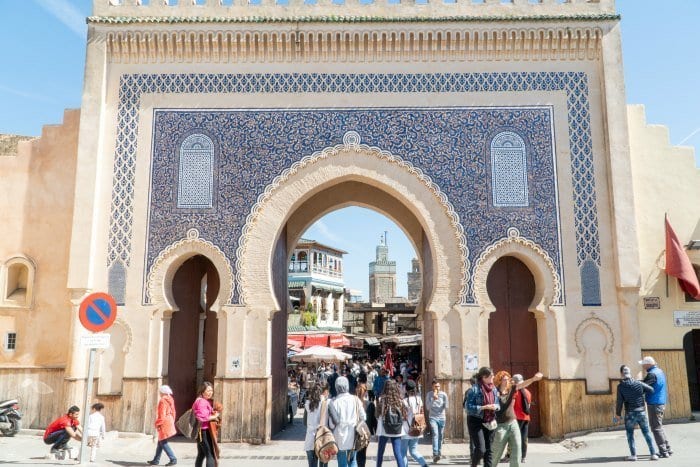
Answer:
[
  {"left": 175, "top": 408, "right": 199, "bottom": 440},
  {"left": 408, "top": 396, "right": 426, "bottom": 437},
  {"left": 482, "top": 419, "right": 497, "bottom": 430},
  {"left": 314, "top": 400, "right": 339, "bottom": 463},
  {"left": 354, "top": 397, "right": 371, "bottom": 451}
]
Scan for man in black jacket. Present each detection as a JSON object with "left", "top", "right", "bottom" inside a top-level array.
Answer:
[{"left": 614, "top": 365, "right": 659, "bottom": 461}]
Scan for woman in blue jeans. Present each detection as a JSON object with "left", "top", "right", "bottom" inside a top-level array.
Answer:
[
  {"left": 401, "top": 380, "right": 428, "bottom": 467},
  {"left": 376, "top": 380, "right": 407, "bottom": 467},
  {"left": 426, "top": 379, "right": 449, "bottom": 463},
  {"left": 303, "top": 383, "right": 329, "bottom": 467}
]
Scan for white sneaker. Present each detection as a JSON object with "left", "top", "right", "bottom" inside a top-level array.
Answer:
[
  {"left": 650, "top": 454, "right": 659, "bottom": 461},
  {"left": 626, "top": 455, "right": 637, "bottom": 461}
]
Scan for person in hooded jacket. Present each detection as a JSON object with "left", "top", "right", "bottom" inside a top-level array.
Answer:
[
  {"left": 615, "top": 365, "right": 658, "bottom": 461},
  {"left": 147, "top": 385, "right": 178, "bottom": 466},
  {"left": 329, "top": 376, "right": 366, "bottom": 467}
]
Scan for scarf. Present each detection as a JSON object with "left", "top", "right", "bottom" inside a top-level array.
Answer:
[{"left": 480, "top": 382, "right": 496, "bottom": 423}]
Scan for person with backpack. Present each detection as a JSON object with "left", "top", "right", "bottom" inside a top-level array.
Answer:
[
  {"left": 304, "top": 383, "right": 330, "bottom": 467},
  {"left": 426, "top": 379, "right": 449, "bottom": 463},
  {"left": 400, "top": 380, "right": 428, "bottom": 467},
  {"left": 329, "top": 376, "right": 366, "bottom": 467},
  {"left": 375, "top": 379, "right": 407, "bottom": 467}
]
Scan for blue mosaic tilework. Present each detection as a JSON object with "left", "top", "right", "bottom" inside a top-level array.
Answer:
[
  {"left": 107, "top": 72, "right": 600, "bottom": 306},
  {"left": 146, "top": 107, "right": 561, "bottom": 305}
]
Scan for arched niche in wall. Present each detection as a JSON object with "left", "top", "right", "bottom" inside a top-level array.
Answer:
[{"left": 2, "top": 255, "right": 36, "bottom": 308}]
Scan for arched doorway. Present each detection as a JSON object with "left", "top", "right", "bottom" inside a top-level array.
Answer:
[
  {"left": 168, "top": 255, "right": 220, "bottom": 417},
  {"left": 487, "top": 256, "right": 541, "bottom": 436},
  {"left": 683, "top": 330, "right": 700, "bottom": 411}
]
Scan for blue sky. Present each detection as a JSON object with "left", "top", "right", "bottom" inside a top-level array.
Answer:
[{"left": 1, "top": 0, "right": 698, "bottom": 298}]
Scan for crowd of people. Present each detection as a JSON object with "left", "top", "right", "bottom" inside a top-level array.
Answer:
[{"left": 38, "top": 354, "right": 673, "bottom": 467}]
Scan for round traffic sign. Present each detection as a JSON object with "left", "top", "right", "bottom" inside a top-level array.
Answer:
[{"left": 79, "top": 292, "right": 118, "bottom": 333}]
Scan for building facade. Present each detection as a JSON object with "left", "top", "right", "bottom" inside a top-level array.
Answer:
[
  {"left": 288, "top": 238, "right": 346, "bottom": 329},
  {"left": 1, "top": 0, "right": 699, "bottom": 443}
]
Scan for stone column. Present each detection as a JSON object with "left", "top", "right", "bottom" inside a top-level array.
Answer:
[{"left": 601, "top": 23, "right": 642, "bottom": 364}]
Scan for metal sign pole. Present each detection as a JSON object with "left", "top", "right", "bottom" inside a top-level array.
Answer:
[{"left": 79, "top": 348, "right": 96, "bottom": 464}]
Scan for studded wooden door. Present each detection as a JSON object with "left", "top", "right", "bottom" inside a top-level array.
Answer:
[{"left": 487, "top": 256, "right": 541, "bottom": 437}]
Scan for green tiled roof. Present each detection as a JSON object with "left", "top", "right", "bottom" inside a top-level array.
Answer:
[{"left": 88, "top": 14, "right": 620, "bottom": 25}]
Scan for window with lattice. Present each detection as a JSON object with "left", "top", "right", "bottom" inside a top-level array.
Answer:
[
  {"left": 490, "top": 131, "right": 529, "bottom": 207},
  {"left": 177, "top": 134, "right": 215, "bottom": 209}
]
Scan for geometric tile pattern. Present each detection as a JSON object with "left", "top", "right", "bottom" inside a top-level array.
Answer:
[
  {"left": 147, "top": 106, "right": 560, "bottom": 305},
  {"left": 108, "top": 72, "right": 600, "bottom": 306},
  {"left": 490, "top": 131, "right": 528, "bottom": 207}
]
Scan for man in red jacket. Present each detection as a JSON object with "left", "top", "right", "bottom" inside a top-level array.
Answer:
[{"left": 43, "top": 406, "right": 82, "bottom": 453}]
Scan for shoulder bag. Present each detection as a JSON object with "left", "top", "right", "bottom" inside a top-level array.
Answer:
[
  {"left": 314, "top": 400, "right": 339, "bottom": 463},
  {"left": 354, "top": 396, "right": 371, "bottom": 451},
  {"left": 408, "top": 396, "right": 426, "bottom": 437}
]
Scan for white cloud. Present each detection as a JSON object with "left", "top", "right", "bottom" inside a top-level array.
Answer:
[
  {"left": 679, "top": 126, "right": 700, "bottom": 145},
  {"left": 35, "top": 0, "right": 87, "bottom": 38},
  {"left": 313, "top": 219, "right": 343, "bottom": 244},
  {"left": 0, "top": 84, "right": 57, "bottom": 104}
]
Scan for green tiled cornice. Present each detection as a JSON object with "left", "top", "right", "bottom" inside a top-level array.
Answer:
[{"left": 88, "top": 13, "right": 620, "bottom": 25}]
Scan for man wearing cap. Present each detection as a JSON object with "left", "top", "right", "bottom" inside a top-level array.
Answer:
[
  {"left": 640, "top": 356, "right": 672, "bottom": 457},
  {"left": 615, "top": 365, "right": 658, "bottom": 461}
]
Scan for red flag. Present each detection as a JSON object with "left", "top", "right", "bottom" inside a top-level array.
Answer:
[{"left": 665, "top": 216, "right": 700, "bottom": 299}]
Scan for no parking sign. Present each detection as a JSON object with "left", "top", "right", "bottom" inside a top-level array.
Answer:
[{"left": 79, "top": 292, "right": 117, "bottom": 332}]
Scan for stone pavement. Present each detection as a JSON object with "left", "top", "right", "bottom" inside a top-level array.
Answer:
[{"left": 1, "top": 413, "right": 698, "bottom": 466}]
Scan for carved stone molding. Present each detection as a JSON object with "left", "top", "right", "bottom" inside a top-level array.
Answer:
[
  {"left": 146, "top": 228, "right": 234, "bottom": 310},
  {"left": 102, "top": 27, "right": 603, "bottom": 64},
  {"left": 113, "top": 317, "right": 134, "bottom": 354},
  {"left": 472, "top": 227, "right": 561, "bottom": 310},
  {"left": 574, "top": 313, "right": 614, "bottom": 354}
]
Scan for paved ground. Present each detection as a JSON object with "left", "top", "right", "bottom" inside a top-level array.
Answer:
[{"left": 1, "top": 412, "right": 698, "bottom": 466}]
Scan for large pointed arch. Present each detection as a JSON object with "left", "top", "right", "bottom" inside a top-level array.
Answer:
[{"left": 237, "top": 131, "right": 468, "bottom": 314}]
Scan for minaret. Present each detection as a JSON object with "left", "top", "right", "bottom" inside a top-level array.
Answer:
[
  {"left": 369, "top": 232, "right": 397, "bottom": 303},
  {"left": 407, "top": 258, "right": 422, "bottom": 302}
]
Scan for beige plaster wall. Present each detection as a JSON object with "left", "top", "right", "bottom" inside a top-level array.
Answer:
[
  {"left": 629, "top": 104, "right": 700, "bottom": 350},
  {"left": 0, "top": 110, "right": 80, "bottom": 367}
]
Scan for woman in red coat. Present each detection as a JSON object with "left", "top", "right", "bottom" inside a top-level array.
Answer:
[{"left": 147, "top": 385, "right": 178, "bottom": 466}]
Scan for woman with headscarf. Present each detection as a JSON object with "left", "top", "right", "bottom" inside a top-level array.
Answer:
[
  {"left": 489, "top": 370, "right": 542, "bottom": 467},
  {"left": 329, "top": 376, "right": 366, "bottom": 467},
  {"left": 193, "top": 381, "right": 221, "bottom": 467},
  {"left": 465, "top": 367, "right": 499, "bottom": 467},
  {"left": 304, "top": 383, "right": 329, "bottom": 467},
  {"left": 147, "top": 385, "right": 177, "bottom": 466}
]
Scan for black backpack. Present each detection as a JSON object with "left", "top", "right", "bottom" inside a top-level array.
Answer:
[{"left": 383, "top": 404, "right": 404, "bottom": 435}]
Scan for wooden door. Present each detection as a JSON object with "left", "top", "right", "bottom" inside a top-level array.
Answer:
[
  {"left": 168, "top": 255, "right": 219, "bottom": 418},
  {"left": 487, "top": 256, "right": 541, "bottom": 436}
]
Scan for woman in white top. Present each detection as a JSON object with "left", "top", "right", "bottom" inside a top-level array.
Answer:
[
  {"left": 304, "top": 383, "right": 329, "bottom": 467},
  {"left": 376, "top": 380, "right": 407, "bottom": 467},
  {"left": 401, "top": 380, "right": 428, "bottom": 467},
  {"left": 329, "top": 376, "right": 366, "bottom": 467}
]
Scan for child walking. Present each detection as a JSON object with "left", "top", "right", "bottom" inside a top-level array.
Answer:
[{"left": 86, "top": 402, "right": 106, "bottom": 463}]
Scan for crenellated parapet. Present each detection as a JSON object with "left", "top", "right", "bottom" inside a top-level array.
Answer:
[
  {"left": 91, "top": 1, "right": 616, "bottom": 64},
  {"left": 92, "top": 0, "right": 616, "bottom": 22}
]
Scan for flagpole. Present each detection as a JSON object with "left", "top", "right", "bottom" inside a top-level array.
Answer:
[{"left": 665, "top": 213, "right": 669, "bottom": 298}]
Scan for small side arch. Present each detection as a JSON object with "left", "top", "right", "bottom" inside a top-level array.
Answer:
[
  {"left": 472, "top": 228, "right": 560, "bottom": 315},
  {"left": 146, "top": 228, "right": 233, "bottom": 312}
]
